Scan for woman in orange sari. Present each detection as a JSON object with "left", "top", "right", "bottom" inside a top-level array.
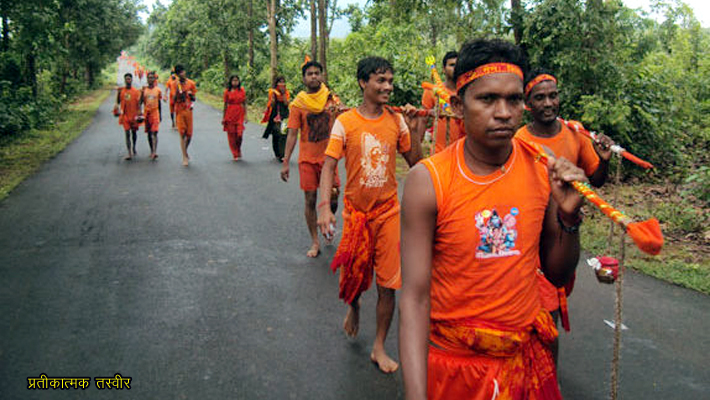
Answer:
[{"left": 222, "top": 75, "right": 247, "bottom": 160}]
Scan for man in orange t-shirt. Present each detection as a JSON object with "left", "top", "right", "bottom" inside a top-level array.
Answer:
[
  {"left": 164, "top": 71, "right": 177, "bottom": 128},
  {"left": 399, "top": 39, "right": 587, "bottom": 400},
  {"left": 317, "top": 56, "right": 424, "bottom": 374},
  {"left": 141, "top": 71, "right": 162, "bottom": 160},
  {"left": 421, "top": 51, "right": 464, "bottom": 155},
  {"left": 280, "top": 60, "right": 342, "bottom": 258},
  {"left": 115, "top": 73, "right": 142, "bottom": 160},
  {"left": 516, "top": 69, "right": 614, "bottom": 362},
  {"left": 173, "top": 64, "right": 197, "bottom": 166}
]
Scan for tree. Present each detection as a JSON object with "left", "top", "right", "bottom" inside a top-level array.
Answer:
[
  {"left": 268, "top": 0, "right": 278, "bottom": 84},
  {"left": 310, "top": 0, "right": 317, "bottom": 61},
  {"left": 318, "top": 0, "right": 328, "bottom": 82}
]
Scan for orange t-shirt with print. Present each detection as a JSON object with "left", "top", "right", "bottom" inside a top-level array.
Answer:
[
  {"left": 421, "top": 87, "right": 464, "bottom": 155},
  {"left": 421, "top": 137, "right": 550, "bottom": 329},
  {"left": 516, "top": 121, "right": 599, "bottom": 176},
  {"left": 325, "top": 108, "right": 411, "bottom": 213},
  {"left": 142, "top": 86, "right": 161, "bottom": 112},
  {"left": 516, "top": 121, "right": 598, "bottom": 312},
  {"left": 118, "top": 87, "right": 142, "bottom": 127},
  {"left": 287, "top": 101, "right": 339, "bottom": 164},
  {"left": 173, "top": 79, "right": 197, "bottom": 113}
]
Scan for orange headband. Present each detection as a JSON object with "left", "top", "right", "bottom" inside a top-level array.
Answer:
[
  {"left": 455, "top": 63, "right": 524, "bottom": 93},
  {"left": 524, "top": 74, "right": 557, "bottom": 96}
]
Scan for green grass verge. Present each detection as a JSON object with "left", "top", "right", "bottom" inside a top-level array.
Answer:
[
  {"left": 0, "top": 87, "right": 111, "bottom": 201},
  {"left": 580, "top": 186, "right": 710, "bottom": 295}
]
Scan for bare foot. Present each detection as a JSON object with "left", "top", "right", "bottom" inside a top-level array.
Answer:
[
  {"left": 123, "top": 153, "right": 132, "bottom": 160},
  {"left": 306, "top": 243, "right": 320, "bottom": 258},
  {"left": 343, "top": 304, "right": 359, "bottom": 338},
  {"left": 370, "top": 348, "right": 399, "bottom": 374},
  {"left": 182, "top": 158, "right": 189, "bottom": 166}
]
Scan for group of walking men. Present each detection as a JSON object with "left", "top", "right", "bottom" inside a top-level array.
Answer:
[
  {"left": 115, "top": 65, "right": 196, "bottom": 165},
  {"left": 115, "top": 36, "right": 616, "bottom": 398},
  {"left": 281, "top": 38, "right": 614, "bottom": 399}
]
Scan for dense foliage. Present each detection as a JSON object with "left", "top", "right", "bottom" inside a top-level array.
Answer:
[{"left": 0, "top": 0, "right": 143, "bottom": 137}]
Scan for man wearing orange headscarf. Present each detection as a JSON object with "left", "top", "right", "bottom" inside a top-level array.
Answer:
[
  {"left": 399, "top": 38, "right": 587, "bottom": 399},
  {"left": 516, "top": 68, "right": 615, "bottom": 362}
]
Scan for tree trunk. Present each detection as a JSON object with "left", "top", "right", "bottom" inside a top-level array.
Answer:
[
  {"left": 511, "top": 0, "right": 523, "bottom": 45},
  {"left": 1, "top": 12, "right": 9, "bottom": 52},
  {"left": 248, "top": 0, "right": 254, "bottom": 68},
  {"left": 310, "top": 0, "right": 317, "bottom": 61},
  {"left": 318, "top": 0, "right": 327, "bottom": 83},
  {"left": 224, "top": 51, "right": 230, "bottom": 82},
  {"left": 25, "top": 52, "right": 37, "bottom": 97},
  {"left": 268, "top": 0, "right": 278, "bottom": 84}
]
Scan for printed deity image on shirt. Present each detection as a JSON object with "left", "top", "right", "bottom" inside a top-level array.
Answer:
[
  {"left": 360, "top": 131, "right": 389, "bottom": 188},
  {"left": 475, "top": 207, "right": 521, "bottom": 259}
]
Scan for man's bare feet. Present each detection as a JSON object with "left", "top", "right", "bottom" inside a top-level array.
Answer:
[
  {"left": 123, "top": 153, "right": 132, "bottom": 160},
  {"left": 182, "top": 158, "right": 189, "bottom": 166},
  {"left": 343, "top": 304, "right": 359, "bottom": 338},
  {"left": 370, "top": 347, "right": 399, "bottom": 374},
  {"left": 306, "top": 243, "right": 320, "bottom": 258}
]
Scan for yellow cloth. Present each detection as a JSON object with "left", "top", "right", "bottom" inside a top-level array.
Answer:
[{"left": 290, "top": 84, "right": 330, "bottom": 114}]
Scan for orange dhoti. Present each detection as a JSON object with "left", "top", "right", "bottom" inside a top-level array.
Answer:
[
  {"left": 428, "top": 311, "right": 562, "bottom": 400},
  {"left": 119, "top": 114, "right": 140, "bottom": 131},
  {"left": 176, "top": 109, "right": 193, "bottom": 137},
  {"left": 331, "top": 196, "right": 401, "bottom": 304},
  {"left": 144, "top": 110, "right": 160, "bottom": 133}
]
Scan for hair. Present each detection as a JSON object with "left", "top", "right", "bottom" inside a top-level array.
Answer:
[
  {"left": 273, "top": 75, "right": 286, "bottom": 88},
  {"left": 227, "top": 75, "right": 241, "bottom": 90},
  {"left": 301, "top": 61, "right": 323, "bottom": 77},
  {"left": 454, "top": 38, "right": 527, "bottom": 97},
  {"left": 442, "top": 51, "right": 458, "bottom": 68},
  {"left": 174, "top": 64, "right": 185, "bottom": 74},
  {"left": 124, "top": 73, "right": 132, "bottom": 79},
  {"left": 356, "top": 56, "right": 394, "bottom": 87}
]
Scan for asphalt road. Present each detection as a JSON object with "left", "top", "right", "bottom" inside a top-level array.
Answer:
[{"left": 1, "top": 92, "right": 708, "bottom": 399}]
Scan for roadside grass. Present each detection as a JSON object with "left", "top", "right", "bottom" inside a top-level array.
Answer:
[
  {"left": 580, "top": 183, "right": 709, "bottom": 294},
  {"left": 0, "top": 87, "right": 112, "bottom": 201}
]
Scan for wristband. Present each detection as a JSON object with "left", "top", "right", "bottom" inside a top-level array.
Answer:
[
  {"left": 557, "top": 210, "right": 582, "bottom": 234},
  {"left": 317, "top": 200, "right": 330, "bottom": 209}
]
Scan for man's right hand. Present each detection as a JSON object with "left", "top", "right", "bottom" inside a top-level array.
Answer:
[
  {"left": 318, "top": 208, "right": 336, "bottom": 240},
  {"left": 280, "top": 164, "right": 290, "bottom": 182}
]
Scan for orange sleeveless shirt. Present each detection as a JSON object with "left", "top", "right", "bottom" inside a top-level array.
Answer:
[{"left": 421, "top": 137, "right": 550, "bottom": 329}]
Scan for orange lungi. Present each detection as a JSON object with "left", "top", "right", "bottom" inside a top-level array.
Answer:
[{"left": 428, "top": 311, "right": 562, "bottom": 400}]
